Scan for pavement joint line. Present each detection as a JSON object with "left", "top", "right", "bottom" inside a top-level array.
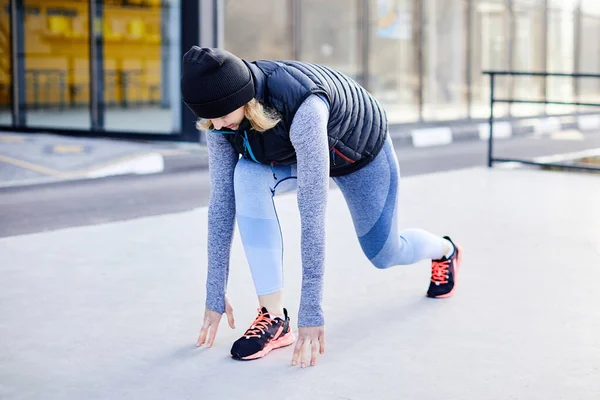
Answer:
[{"left": 0, "top": 151, "right": 164, "bottom": 180}]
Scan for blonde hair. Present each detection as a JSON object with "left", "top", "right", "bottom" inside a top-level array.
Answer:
[{"left": 196, "top": 98, "right": 281, "bottom": 133}]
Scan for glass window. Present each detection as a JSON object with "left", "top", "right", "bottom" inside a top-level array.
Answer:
[
  {"left": 23, "top": 0, "right": 91, "bottom": 129},
  {"left": 471, "top": 0, "right": 511, "bottom": 119},
  {"left": 546, "top": 1, "right": 576, "bottom": 115},
  {"left": 578, "top": 6, "right": 600, "bottom": 108},
  {"left": 299, "top": 0, "right": 359, "bottom": 80},
  {"left": 369, "top": 0, "right": 419, "bottom": 123},
  {"left": 511, "top": 0, "right": 545, "bottom": 117},
  {"left": 422, "top": 0, "right": 468, "bottom": 120},
  {"left": 0, "top": 0, "right": 12, "bottom": 125},
  {"left": 223, "top": 0, "right": 292, "bottom": 60},
  {"left": 102, "top": 0, "right": 181, "bottom": 133}
]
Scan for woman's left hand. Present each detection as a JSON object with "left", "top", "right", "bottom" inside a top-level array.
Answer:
[{"left": 292, "top": 325, "right": 325, "bottom": 368}]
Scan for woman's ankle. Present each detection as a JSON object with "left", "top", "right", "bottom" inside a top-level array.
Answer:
[{"left": 258, "top": 290, "right": 284, "bottom": 317}]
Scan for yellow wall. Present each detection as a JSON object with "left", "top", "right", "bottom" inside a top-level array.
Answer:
[
  {"left": 0, "top": 0, "right": 162, "bottom": 108},
  {"left": 0, "top": 0, "right": 11, "bottom": 106}
]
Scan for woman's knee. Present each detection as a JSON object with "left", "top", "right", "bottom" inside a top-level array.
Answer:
[
  {"left": 361, "top": 235, "right": 415, "bottom": 269},
  {"left": 233, "top": 159, "right": 274, "bottom": 214},
  {"left": 367, "top": 254, "right": 413, "bottom": 270},
  {"left": 368, "top": 257, "right": 393, "bottom": 270},
  {"left": 234, "top": 158, "right": 271, "bottom": 193}
]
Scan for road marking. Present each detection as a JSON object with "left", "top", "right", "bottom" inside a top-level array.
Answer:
[
  {"left": 0, "top": 135, "right": 26, "bottom": 144},
  {"left": 53, "top": 144, "right": 85, "bottom": 154},
  {"left": 0, "top": 155, "right": 64, "bottom": 177},
  {"left": 0, "top": 152, "right": 165, "bottom": 180},
  {"left": 578, "top": 115, "right": 600, "bottom": 131}
]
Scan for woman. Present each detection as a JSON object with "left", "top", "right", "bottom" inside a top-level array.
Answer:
[{"left": 181, "top": 46, "right": 463, "bottom": 368}]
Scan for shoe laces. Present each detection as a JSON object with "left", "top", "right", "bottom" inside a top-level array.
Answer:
[
  {"left": 244, "top": 309, "right": 274, "bottom": 339},
  {"left": 431, "top": 259, "right": 450, "bottom": 285}
]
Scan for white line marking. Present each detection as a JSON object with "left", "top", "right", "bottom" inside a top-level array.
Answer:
[
  {"left": 577, "top": 115, "right": 600, "bottom": 131},
  {"left": 411, "top": 127, "right": 453, "bottom": 147},
  {"left": 533, "top": 117, "right": 561, "bottom": 135},
  {"left": 478, "top": 122, "right": 512, "bottom": 140}
]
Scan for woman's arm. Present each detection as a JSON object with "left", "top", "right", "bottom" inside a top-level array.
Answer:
[
  {"left": 205, "top": 131, "right": 239, "bottom": 314},
  {"left": 288, "top": 94, "right": 331, "bottom": 327}
]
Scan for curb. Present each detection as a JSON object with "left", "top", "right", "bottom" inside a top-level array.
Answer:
[
  {"left": 1, "top": 114, "right": 598, "bottom": 190},
  {"left": 389, "top": 114, "right": 600, "bottom": 148},
  {"left": 161, "top": 148, "right": 209, "bottom": 173},
  {"left": 0, "top": 151, "right": 168, "bottom": 190}
]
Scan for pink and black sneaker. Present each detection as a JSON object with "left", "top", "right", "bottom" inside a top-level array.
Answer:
[
  {"left": 230, "top": 307, "right": 295, "bottom": 361},
  {"left": 427, "top": 236, "right": 463, "bottom": 298}
]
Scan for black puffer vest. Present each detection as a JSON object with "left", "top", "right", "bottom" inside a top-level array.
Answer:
[{"left": 216, "top": 60, "right": 388, "bottom": 177}]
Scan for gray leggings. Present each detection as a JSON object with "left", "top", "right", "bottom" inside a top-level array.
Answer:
[{"left": 234, "top": 134, "right": 447, "bottom": 296}]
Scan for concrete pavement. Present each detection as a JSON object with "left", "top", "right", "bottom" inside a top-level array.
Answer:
[{"left": 1, "top": 167, "right": 599, "bottom": 399}]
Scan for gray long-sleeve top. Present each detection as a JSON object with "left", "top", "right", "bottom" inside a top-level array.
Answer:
[{"left": 204, "top": 95, "right": 330, "bottom": 327}]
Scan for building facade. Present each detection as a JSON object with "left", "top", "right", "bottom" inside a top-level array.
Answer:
[{"left": 1, "top": 0, "right": 599, "bottom": 141}]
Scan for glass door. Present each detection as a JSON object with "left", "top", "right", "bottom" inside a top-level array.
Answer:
[{"left": 0, "top": 0, "right": 12, "bottom": 126}]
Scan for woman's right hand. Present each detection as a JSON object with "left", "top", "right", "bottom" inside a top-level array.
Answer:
[{"left": 196, "top": 296, "right": 236, "bottom": 348}]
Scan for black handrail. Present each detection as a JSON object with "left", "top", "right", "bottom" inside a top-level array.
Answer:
[
  {"left": 482, "top": 71, "right": 600, "bottom": 78},
  {"left": 483, "top": 71, "right": 600, "bottom": 172}
]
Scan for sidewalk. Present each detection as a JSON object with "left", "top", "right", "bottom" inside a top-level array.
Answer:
[
  {"left": 1, "top": 167, "right": 599, "bottom": 399},
  {"left": 2, "top": 112, "right": 600, "bottom": 188},
  {"left": 0, "top": 132, "right": 208, "bottom": 188}
]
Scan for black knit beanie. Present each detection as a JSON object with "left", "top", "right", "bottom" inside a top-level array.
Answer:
[{"left": 180, "top": 46, "right": 255, "bottom": 119}]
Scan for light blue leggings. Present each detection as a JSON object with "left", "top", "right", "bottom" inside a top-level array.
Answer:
[{"left": 233, "top": 135, "right": 447, "bottom": 296}]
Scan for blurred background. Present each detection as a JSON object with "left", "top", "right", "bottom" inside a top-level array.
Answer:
[
  {"left": 1, "top": 0, "right": 599, "bottom": 237},
  {"left": 1, "top": 0, "right": 600, "bottom": 141},
  {"left": 2, "top": 3, "right": 600, "bottom": 397}
]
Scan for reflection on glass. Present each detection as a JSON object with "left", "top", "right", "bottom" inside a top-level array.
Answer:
[
  {"left": 23, "top": 0, "right": 90, "bottom": 129},
  {"left": 369, "top": 0, "right": 419, "bottom": 123},
  {"left": 103, "top": 0, "right": 180, "bottom": 133},
  {"left": 471, "top": 0, "right": 510, "bottom": 118},
  {"left": 423, "top": 0, "right": 468, "bottom": 120},
  {"left": 299, "top": 0, "right": 359, "bottom": 80},
  {"left": 547, "top": 4, "right": 575, "bottom": 115},
  {"left": 511, "top": 0, "right": 545, "bottom": 117},
  {"left": 224, "top": 0, "right": 291, "bottom": 60},
  {"left": 0, "top": 0, "right": 12, "bottom": 125},
  {"left": 578, "top": 9, "right": 600, "bottom": 112}
]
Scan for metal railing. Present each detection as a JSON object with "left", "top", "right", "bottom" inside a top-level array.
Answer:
[
  {"left": 25, "top": 70, "right": 67, "bottom": 110},
  {"left": 484, "top": 71, "right": 600, "bottom": 172},
  {"left": 20, "top": 69, "right": 161, "bottom": 110}
]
